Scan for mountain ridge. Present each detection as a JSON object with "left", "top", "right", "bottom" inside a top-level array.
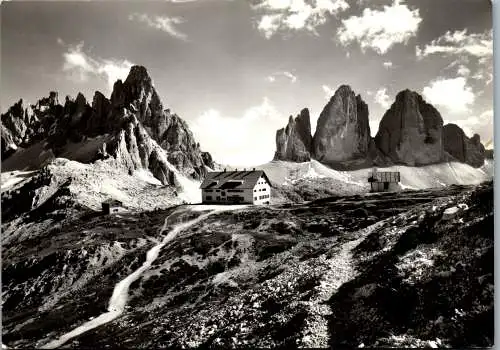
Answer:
[
  {"left": 1, "top": 65, "right": 214, "bottom": 186},
  {"left": 274, "top": 85, "right": 488, "bottom": 169}
]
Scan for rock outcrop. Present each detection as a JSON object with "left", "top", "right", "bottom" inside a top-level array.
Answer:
[
  {"left": 312, "top": 85, "right": 371, "bottom": 165},
  {"left": 1, "top": 65, "right": 214, "bottom": 185},
  {"left": 274, "top": 108, "right": 313, "bottom": 162},
  {"left": 375, "top": 89, "right": 444, "bottom": 166},
  {"left": 443, "top": 124, "right": 485, "bottom": 167}
]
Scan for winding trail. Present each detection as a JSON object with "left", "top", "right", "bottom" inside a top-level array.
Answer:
[
  {"left": 299, "top": 219, "right": 389, "bottom": 348},
  {"left": 40, "top": 205, "right": 246, "bottom": 349}
]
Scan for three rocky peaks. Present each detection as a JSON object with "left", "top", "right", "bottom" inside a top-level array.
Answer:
[
  {"left": 1, "top": 66, "right": 214, "bottom": 186},
  {"left": 274, "top": 85, "right": 489, "bottom": 169}
]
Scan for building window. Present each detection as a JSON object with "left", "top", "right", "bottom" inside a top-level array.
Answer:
[
  {"left": 216, "top": 196, "right": 221, "bottom": 200},
  {"left": 254, "top": 197, "right": 257, "bottom": 201},
  {"left": 222, "top": 192, "right": 226, "bottom": 196},
  {"left": 206, "top": 196, "right": 212, "bottom": 200},
  {"left": 216, "top": 190, "right": 220, "bottom": 192}
]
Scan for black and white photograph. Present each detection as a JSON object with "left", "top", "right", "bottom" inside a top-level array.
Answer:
[{"left": 0, "top": 0, "right": 495, "bottom": 348}]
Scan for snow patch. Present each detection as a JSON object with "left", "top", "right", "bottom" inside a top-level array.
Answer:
[
  {"left": 259, "top": 160, "right": 493, "bottom": 191},
  {"left": 133, "top": 169, "right": 162, "bottom": 186},
  {"left": 99, "top": 180, "right": 131, "bottom": 203}
]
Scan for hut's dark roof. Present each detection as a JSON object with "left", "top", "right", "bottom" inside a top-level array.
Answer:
[
  {"left": 102, "top": 199, "right": 123, "bottom": 206},
  {"left": 200, "top": 170, "right": 270, "bottom": 190}
]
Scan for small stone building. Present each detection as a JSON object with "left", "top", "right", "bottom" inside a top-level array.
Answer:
[
  {"left": 102, "top": 199, "right": 123, "bottom": 214},
  {"left": 368, "top": 168, "right": 401, "bottom": 192},
  {"left": 200, "top": 169, "right": 271, "bottom": 205}
]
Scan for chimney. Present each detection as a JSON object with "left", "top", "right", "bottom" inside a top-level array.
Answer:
[
  {"left": 223, "top": 168, "right": 226, "bottom": 172},
  {"left": 235, "top": 168, "right": 238, "bottom": 172},
  {"left": 243, "top": 168, "right": 246, "bottom": 171},
  {"left": 253, "top": 168, "right": 256, "bottom": 171}
]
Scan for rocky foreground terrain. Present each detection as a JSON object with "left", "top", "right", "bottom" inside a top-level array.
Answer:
[{"left": 2, "top": 181, "right": 493, "bottom": 348}]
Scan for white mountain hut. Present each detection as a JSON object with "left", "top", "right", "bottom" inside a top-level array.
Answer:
[{"left": 200, "top": 169, "right": 271, "bottom": 205}]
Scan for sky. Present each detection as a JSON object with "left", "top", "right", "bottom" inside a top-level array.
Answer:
[{"left": 0, "top": 0, "right": 494, "bottom": 167}]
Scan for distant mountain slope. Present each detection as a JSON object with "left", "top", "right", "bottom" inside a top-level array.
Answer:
[{"left": 260, "top": 159, "right": 493, "bottom": 193}]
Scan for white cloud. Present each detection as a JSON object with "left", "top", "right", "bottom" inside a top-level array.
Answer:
[
  {"left": 444, "top": 109, "right": 493, "bottom": 139},
  {"left": 422, "top": 77, "right": 475, "bottom": 114},
  {"left": 267, "top": 71, "right": 297, "bottom": 83},
  {"left": 383, "top": 61, "right": 393, "bottom": 69},
  {"left": 258, "top": 14, "right": 284, "bottom": 39},
  {"left": 62, "top": 42, "right": 134, "bottom": 90},
  {"left": 128, "top": 13, "right": 188, "bottom": 41},
  {"left": 457, "top": 64, "right": 471, "bottom": 78},
  {"left": 374, "top": 87, "right": 391, "bottom": 109},
  {"left": 416, "top": 29, "right": 492, "bottom": 85},
  {"left": 337, "top": 0, "right": 422, "bottom": 55},
  {"left": 322, "top": 84, "right": 336, "bottom": 99},
  {"left": 417, "top": 29, "right": 492, "bottom": 59},
  {"left": 253, "top": 0, "right": 349, "bottom": 38},
  {"left": 190, "top": 98, "right": 284, "bottom": 166},
  {"left": 267, "top": 75, "right": 277, "bottom": 82},
  {"left": 283, "top": 71, "right": 297, "bottom": 82}
]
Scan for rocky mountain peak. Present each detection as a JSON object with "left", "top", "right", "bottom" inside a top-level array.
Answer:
[
  {"left": 312, "top": 85, "right": 371, "bottom": 165},
  {"left": 75, "top": 92, "right": 87, "bottom": 106},
  {"left": 375, "top": 89, "right": 444, "bottom": 166},
  {"left": 1, "top": 65, "right": 214, "bottom": 186},
  {"left": 274, "top": 108, "right": 313, "bottom": 162},
  {"left": 443, "top": 123, "right": 485, "bottom": 168}
]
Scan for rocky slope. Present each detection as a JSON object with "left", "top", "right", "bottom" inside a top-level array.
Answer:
[
  {"left": 274, "top": 108, "right": 313, "bottom": 162},
  {"left": 273, "top": 86, "right": 488, "bottom": 169},
  {"left": 2, "top": 182, "right": 493, "bottom": 348},
  {"left": 1, "top": 66, "right": 213, "bottom": 186},
  {"left": 443, "top": 124, "right": 486, "bottom": 167}
]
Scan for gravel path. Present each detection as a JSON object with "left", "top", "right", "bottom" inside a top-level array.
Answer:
[{"left": 298, "top": 220, "right": 388, "bottom": 348}]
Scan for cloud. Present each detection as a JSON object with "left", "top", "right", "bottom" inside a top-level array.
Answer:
[
  {"left": 422, "top": 77, "right": 475, "bottom": 114},
  {"left": 383, "top": 61, "right": 393, "bottom": 69},
  {"left": 322, "top": 84, "right": 336, "bottom": 98},
  {"left": 416, "top": 29, "right": 492, "bottom": 59},
  {"left": 253, "top": 0, "right": 350, "bottom": 38},
  {"left": 337, "top": 0, "right": 422, "bottom": 54},
  {"left": 128, "top": 13, "right": 188, "bottom": 41},
  {"left": 190, "top": 98, "right": 284, "bottom": 166},
  {"left": 267, "top": 70, "right": 297, "bottom": 83},
  {"left": 258, "top": 14, "right": 284, "bottom": 39},
  {"left": 457, "top": 64, "right": 471, "bottom": 78},
  {"left": 61, "top": 42, "right": 134, "bottom": 90},
  {"left": 444, "top": 109, "right": 493, "bottom": 139},
  {"left": 416, "top": 29, "right": 492, "bottom": 85},
  {"left": 374, "top": 87, "right": 391, "bottom": 109}
]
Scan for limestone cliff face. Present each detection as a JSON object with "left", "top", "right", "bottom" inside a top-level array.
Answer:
[
  {"left": 374, "top": 89, "right": 444, "bottom": 166},
  {"left": 1, "top": 65, "right": 214, "bottom": 185},
  {"left": 274, "top": 108, "right": 313, "bottom": 162},
  {"left": 443, "top": 124, "right": 485, "bottom": 167},
  {"left": 312, "top": 85, "right": 371, "bottom": 165}
]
